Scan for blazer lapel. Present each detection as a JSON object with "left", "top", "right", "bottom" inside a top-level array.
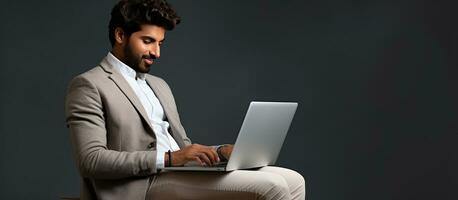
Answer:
[
  {"left": 99, "top": 58, "right": 155, "bottom": 135},
  {"left": 146, "top": 77, "right": 186, "bottom": 148}
]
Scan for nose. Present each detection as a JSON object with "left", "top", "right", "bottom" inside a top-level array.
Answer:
[{"left": 150, "top": 43, "right": 160, "bottom": 59}]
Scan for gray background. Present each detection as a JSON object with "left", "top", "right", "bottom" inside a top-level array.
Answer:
[{"left": 1, "top": 0, "right": 458, "bottom": 199}]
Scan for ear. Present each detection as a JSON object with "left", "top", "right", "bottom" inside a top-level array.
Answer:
[{"left": 114, "top": 27, "right": 125, "bottom": 45}]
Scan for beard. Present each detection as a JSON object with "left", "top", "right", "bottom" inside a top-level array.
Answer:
[{"left": 123, "top": 41, "right": 151, "bottom": 73}]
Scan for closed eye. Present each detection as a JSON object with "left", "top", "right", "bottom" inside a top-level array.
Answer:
[
  {"left": 141, "top": 36, "right": 164, "bottom": 45},
  {"left": 143, "top": 38, "right": 153, "bottom": 44}
]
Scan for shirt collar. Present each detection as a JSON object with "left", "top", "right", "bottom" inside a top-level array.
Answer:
[{"left": 106, "top": 52, "right": 146, "bottom": 80}]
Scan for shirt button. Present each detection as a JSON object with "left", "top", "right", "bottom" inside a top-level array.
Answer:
[{"left": 147, "top": 142, "right": 155, "bottom": 149}]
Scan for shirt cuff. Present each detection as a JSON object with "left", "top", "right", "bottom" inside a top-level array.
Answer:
[{"left": 156, "top": 150, "right": 167, "bottom": 169}]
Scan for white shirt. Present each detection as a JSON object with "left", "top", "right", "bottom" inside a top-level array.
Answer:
[{"left": 107, "top": 52, "right": 181, "bottom": 169}]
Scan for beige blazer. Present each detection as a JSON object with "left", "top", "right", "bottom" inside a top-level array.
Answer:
[{"left": 65, "top": 56, "right": 192, "bottom": 200}]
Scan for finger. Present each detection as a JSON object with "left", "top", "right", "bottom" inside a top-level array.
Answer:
[
  {"left": 192, "top": 156, "right": 205, "bottom": 166},
  {"left": 195, "top": 145, "right": 217, "bottom": 164},
  {"left": 197, "top": 153, "right": 213, "bottom": 166},
  {"left": 210, "top": 147, "right": 220, "bottom": 162},
  {"left": 202, "top": 147, "right": 218, "bottom": 164}
]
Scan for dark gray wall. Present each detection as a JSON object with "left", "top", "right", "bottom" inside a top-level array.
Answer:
[{"left": 1, "top": 0, "right": 458, "bottom": 199}]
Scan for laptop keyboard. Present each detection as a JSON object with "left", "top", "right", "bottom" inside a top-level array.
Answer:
[{"left": 184, "top": 161, "right": 228, "bottom": 167}]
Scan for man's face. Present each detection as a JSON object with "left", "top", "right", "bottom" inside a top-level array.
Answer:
[{"left": 122, "top": 24, "right": 166, "bottom": 73}]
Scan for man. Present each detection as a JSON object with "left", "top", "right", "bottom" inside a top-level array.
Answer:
[{"left": 65, "top": 0, "right": 306, "bottom": 199}]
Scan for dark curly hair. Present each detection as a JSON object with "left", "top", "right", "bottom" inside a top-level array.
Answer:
[{"left": 108, "top": 0, "right": 181, "bottom": 46}]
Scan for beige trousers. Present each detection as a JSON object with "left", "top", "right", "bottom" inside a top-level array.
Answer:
[{"left": 146, "top": 166, "right": 306, "bottom": 200}]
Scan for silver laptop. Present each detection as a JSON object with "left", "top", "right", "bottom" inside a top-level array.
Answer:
[{"left": 165, "top": 101, "right": 298, "bottom": 172}]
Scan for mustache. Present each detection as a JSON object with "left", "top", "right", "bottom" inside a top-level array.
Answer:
[{"left": 142, "top": 54, "right": 157, "bottom": 60}]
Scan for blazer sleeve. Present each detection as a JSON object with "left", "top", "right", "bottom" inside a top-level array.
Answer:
[{"left": 65, "top": 75, "right": 158, "bottom": 179}]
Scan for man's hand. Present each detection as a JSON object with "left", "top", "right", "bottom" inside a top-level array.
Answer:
[
  {"left": 166, "top": 144, "right": 219, "bottom": 167},
  {"left": 218, "top": 144, "right": 234, "bottom": 160}
]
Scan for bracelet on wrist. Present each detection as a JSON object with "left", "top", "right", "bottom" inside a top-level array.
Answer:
[
  {"left": 167, "top": 150, "right": 172, "bottom": 167},
  {"left": 216, "top": 145, "right": 227, "bottom": 161}
]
